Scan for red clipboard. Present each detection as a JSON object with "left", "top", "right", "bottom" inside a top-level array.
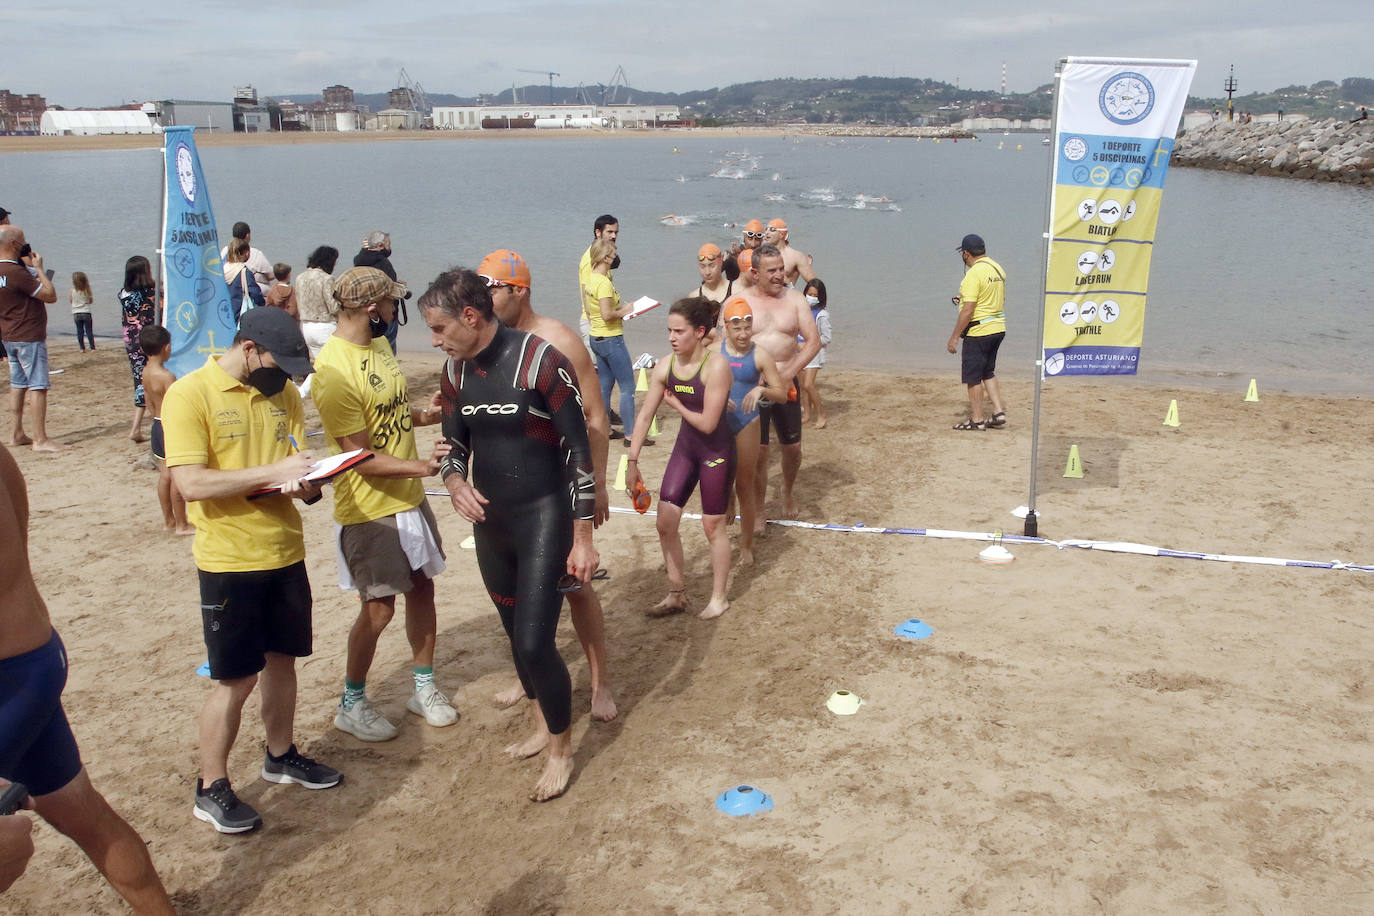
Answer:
[{"left": 248, "top": 449, "right": 375, "bottom": 499}]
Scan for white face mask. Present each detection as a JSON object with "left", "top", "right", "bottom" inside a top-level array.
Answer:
[{"left": 805, "top": 295, "right": 820, "bottom": 307}]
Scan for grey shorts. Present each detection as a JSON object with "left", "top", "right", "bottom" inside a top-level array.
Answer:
[{"left": 338, "top": 500, "right": 444, "bottom": 600}]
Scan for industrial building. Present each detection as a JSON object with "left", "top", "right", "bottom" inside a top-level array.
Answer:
[{"left": 431, "top": 103, "right": 683, "bottom": 130}]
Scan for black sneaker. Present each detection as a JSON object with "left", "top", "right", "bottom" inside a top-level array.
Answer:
[
  {"left": 193, "top": 778, "right": 262, "bottom": 834},
  {"left": 608, "top": 428, "right": 624, "bottom": 440},
  {"left": 625, "top": 437, "right": 653, "bottom": 447},
  {"left": 261, "top": 744, "right": 343, "bottom": 789},
  {"left": 608, "top": 409, "right": 623, "bottom": 426}
]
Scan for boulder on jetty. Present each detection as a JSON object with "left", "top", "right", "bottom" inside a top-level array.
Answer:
[{"left": 1173, "top": 118, "right": 1374, "bottom": 186}]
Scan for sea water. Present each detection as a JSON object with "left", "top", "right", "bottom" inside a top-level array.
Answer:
[{"left": 6, "top": 133, "right": 1371, "bottom": 395}]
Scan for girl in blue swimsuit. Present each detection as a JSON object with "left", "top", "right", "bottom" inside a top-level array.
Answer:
[
  {"left": 717, "top": 297, "right": 787, "bottom": 564},
  {"left": 628, "top": 297, "right": 737, "bottom": 619}
]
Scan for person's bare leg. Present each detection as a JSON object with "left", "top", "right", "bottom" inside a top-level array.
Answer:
[
  {"left": 258, "top": 652, "right": 297, "bottom": 758},
  {"left": 566, "top": 588, "right": 617, "bottom": 721},
  {"left": 345, "top": 596, "right": 396, "bottom": 684},
  {"left": 33, "top": 771, "right": 174, "bottom": 915},
  {"left": 808, "top": 368, "right": 827, "bottom": 429},
  {"left": 734, "top": 424, "right": 762, "bottom": 555},
  {"left": 403, "top": 575, "right": 436, "bottom": 670},
  {"left": 650, "top": 501, "right": 689, "bottom": 616},
  {"left": 127, "top": 405, "right": 145, "bottom": 443},
  {"left": 28, "top": 391, "right": 61, "bottom": 452},
  {"left": 754, "top": 440, "right": 771, "bottom": 523},
  {"left": 965, "top": 383, "right": 985, "bottom": 424},
  {"left": 531, "top": 726, "right": 574, "bottom": 803},
  {"left": 800, "top": 367, "right": 819, "bottom": 424},
  {"left": 779, "top": 442, "right": 802, "bottom": 519},
  {"left": 983, "top": 376, "right": 1005, "bottom": 418},
  {"left": 171, "top": 478, "right": 192, "bottom": 534},
  {"left": 156, "top": 463, "right": 176, "bottom": 531},
  {"left": 698, "top": 514, "right": 731, "bottom": 619},
  {"left": 504, "top": 698, "right": 549, "bottom": 759},
  {"left": 8, "top": 386, "right": 31, "bottom": 446},
  {"left": 199, "top": 673, "right": 258, "bottom": 783}
]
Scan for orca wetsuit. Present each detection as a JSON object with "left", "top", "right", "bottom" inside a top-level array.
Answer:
[
  {"left": 439, "top": 322, "right": 595, "bottom": 736},
  {"left": 660, "top": 352, "right": 735, "bottom": 516}
]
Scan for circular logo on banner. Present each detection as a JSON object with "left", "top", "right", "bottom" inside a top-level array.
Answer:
[
  {"left": 175, "top": 144, "right": 197, "bottom": 203},
  {"left": 1079, "top": 300, "right": 1099, "bottom": 323},
  {"left": 1078, "top": 198, "right": 1098, "bottom": 221},
  {"left": 1077, "top": 251, "right": 1100, "bottom": 274},
  {"left": 1063, "top": 136, "right": 1088, "bottom": 161},
  {"left": 1099, "top": 72, "right": 1155, "bottom": 125},
  {"left": 1096, "top": 200, "right": 1123, "bottom": 225},
  {"left": 173, "top": 248, "right": 196, "bottom": 278},
  {"left": 1045, "top": 352, "right": 1066, "bottom": 376},
  {"left": 1059, "top": 301, "right": 1080, "bottom": 325},
  {"left": 1100, "top": 300, "right": 1121, "bottom": 324}
]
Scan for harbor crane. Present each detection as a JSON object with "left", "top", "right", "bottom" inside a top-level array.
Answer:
[{"left": 517, "top": 69, "right": 560, "bottom": 105}]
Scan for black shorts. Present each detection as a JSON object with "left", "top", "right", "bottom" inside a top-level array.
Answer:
[
  {"left": 199, "top": 560, "right": 312, "bottom": 680},
  {"left": 759, "top": 377, "right": 803, "bottom": 446},
  {"left": 150, "top": 417, "right": 165, "bottom": 462},
  {"left": 961, "top": 332, "right": 1005, "bottom": 386}
]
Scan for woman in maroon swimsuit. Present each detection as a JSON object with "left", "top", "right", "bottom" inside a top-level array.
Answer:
[{"left": 627, "top": 297, "right": 735, "bottom": 619}]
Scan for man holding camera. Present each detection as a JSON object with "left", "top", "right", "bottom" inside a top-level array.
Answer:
[
  {"left": 946, "top": 233, "right": 1007, "bottom": 431},
  {"left": 0, "top": 226, "right": 61, "bottom": 452}
]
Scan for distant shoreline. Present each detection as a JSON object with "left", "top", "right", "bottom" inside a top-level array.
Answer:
[{"left": 0, "top": 124, "right": 980, "bottom": 155}]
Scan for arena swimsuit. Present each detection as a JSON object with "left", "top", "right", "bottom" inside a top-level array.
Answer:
[
  {"left": 0, "top": 629, "right": 83, "bottom": 797},
  {"left": 439, "top": 322, "right": 595, "bottom": 737},
  {"left": 659, "top": 351, "right": 735, "bottom": 516},
  {"left": 720, "top": 340, "right": 761, "bottom": 435}
]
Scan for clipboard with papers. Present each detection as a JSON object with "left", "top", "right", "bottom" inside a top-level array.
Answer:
[
  {"left": 623, "top": 296, "right": 662, "bottom": 320},
  {"left": 248, "top": 448, "right": 374, "bottom": 499}
]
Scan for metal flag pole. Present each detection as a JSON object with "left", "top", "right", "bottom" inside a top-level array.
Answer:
[
  {"left": 1023, "top": 59, "right": 1066, "bottom": 538},
  {"left": 157, "top": 131, "right": 170, "bottom": 328}
]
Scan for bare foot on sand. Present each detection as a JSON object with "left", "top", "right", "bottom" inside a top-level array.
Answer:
[
  {"left": 814, "top": 417, "right": 827, "bottom": 429},
  {"left": 31, "top": 439, "right": 66, "bottom": 453},
  {"left": 590, "top": 685, "right": 618, "bottom": 722},
  {"left": 176, "top": 526, "right": 196, "bottom": 536},
  {"left": 9, "top": 434, "right": 33, "bottom": 446},
  {"left": 647, "top": 589, "right": 688, "bottom": 618},
  {"left": 504, "top": 729, "right": 548, "bottom": 760},
  {"left": 530, "top": 752, "right": 574, "bottom": 802},
  {"left": 783, "top": 496, "right": 799, "bottom": 519},
  {"left": 698, "top": 598, "right": 729, "bottom": 620},
  {"left": 737, "top": 547, "right": 755, "bottom": 567},
  {"left": 493, "top": 679, "right": 527, "bottom": 709}
]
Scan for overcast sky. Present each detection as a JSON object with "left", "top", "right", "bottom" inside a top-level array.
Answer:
[{"left": 8, "top": 1, "right": 1367, "bottom": 108}]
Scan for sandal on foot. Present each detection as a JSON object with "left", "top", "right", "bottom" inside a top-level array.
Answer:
[
  {"left": 953, "top": 418, "right": 986, "bottom": 431},
  {"left": 987, "top": 412, "right": 1007, "bottom": 428}
]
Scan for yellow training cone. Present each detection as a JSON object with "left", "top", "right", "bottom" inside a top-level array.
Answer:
[
  {"left": 1163, "top": 399, "right": 1180, "bottom": 427},
  {"left": 1063, "top": 444, "right": 1084, "bottom": 478},
  {"left": 613, "top": 453, "right": 629, "bottom": 491},
  {"left": 636, "top": 368, "right": 649, "bottom": 392},
  {"left": 1245, "top": 379, "right": 1259, "bottom": 402},
  {"left": 649, "top": 414, "right": 660, "bottom": 436}
]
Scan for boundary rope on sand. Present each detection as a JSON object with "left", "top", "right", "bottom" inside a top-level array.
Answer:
[{"left": 424, "top": 494, "right": 1372, "bottom": 572}]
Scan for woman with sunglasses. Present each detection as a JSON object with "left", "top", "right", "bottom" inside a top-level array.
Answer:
[
  {"left": 627, "top": 296, "right": 736, "bottom": 619},
  {"left": 581, "top": 239, "right": 642, "bottom": 443}
]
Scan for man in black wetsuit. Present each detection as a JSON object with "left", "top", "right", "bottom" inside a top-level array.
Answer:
[{"left": 419, "top": 268, "right": 599, "bottom": 803}]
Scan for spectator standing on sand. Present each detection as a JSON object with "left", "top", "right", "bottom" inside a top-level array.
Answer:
[
  {"left": 118, "top": 256, "right": 158, "bottom": 443},
  {"left": 297, "top": 245, "right": 340, "bottom": 357},
  {"left": 223, "top": 239, "right": 265, "bottom": 320},
  {"left": 218, "top": 221, "right": 274, "bottom": 287},
  {"left": 353, "top": 231, "right": 405, "bottom": 353},
  {"left": 0, "top": 226, "right": 60, "bottom": 452},
  {"left": 69, "top": 271, "right": 95, "bottom": 352}
]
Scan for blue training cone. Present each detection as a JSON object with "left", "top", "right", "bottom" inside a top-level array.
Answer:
[{"left": 716, "top": 785, "right": 774, "bottom": 816}]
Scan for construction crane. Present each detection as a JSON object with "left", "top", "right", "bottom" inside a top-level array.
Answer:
[
  {"left": 395, "top": 67, "right": 429, "bottom": 113},
  {"left": 597, "top": 66, "right": 629, "bottom": 106},
  {"left": 516, "top": 69, "right": 560, "bottom": 105}
]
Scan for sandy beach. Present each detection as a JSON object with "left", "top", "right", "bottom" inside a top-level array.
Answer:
[{"left": 4, "top": 338, "right": 1372, "bottom": 913}]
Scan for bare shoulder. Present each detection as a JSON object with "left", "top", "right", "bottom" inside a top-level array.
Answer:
[{"left": 529, "top": 315, "right": 587, "bottom": 360}]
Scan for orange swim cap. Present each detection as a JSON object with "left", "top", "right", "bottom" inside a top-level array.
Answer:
[{"left": 723, "top": 296, "right": 752, "bottom": 322}]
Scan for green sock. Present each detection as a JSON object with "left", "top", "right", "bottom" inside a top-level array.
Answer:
[
  {"left": 342, "top": 680, "right": 366, "bottom": 710},
  {"left": 413, "top": 666, "right": 434, "bottom": 692}
]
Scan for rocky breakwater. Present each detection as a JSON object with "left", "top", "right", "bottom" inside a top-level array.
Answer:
[{"left": 1173, "top": 118, "right": 1374, "bottom": 186}]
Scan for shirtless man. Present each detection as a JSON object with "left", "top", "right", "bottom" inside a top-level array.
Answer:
[
  {"left": 481, "top": 248, "right": 618, "bottom": 722},
  {"left": 742, "top": 245, "right": 820, "bottom": 523},
  {"left": 763, "top": 218, "right": 816, "bottom": 287},
  {"left": 0, "top": 443, "right": 174, "bottom": 912}
]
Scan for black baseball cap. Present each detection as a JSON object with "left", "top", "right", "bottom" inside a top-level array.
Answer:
[
  {"left": 238, "top": 307, "right": 313, "bottom": 375},
  {"left": 957, "top": 233, "right": 985, "bottom": 254},
  {"left": 0, "top": 207, "right": 10, "bottom": 222}
]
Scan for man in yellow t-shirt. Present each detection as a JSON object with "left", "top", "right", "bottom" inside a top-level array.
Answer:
[
  {"left": 946, "top": 233, "right": 1008, "bottom": 430},
  {"left": 163, "top": 307, "right": 341, "bottom": 834},
  {"left": 576, "top": 214, "right": 619, "bottom": 374},
  {"left": 311, "top": 267, "right": 453, "bottom": 743}
]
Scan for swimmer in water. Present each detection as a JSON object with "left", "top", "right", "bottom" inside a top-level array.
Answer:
[{"left": 627, "top": 297, "right": 736, "bottom": 619}]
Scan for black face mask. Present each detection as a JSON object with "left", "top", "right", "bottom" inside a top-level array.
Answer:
[
  {"left": 369, "top": 316, "right": 388, "bottom": 338},
  {"left": 247, "top": 352, "right": 290, "bottom": 397}
]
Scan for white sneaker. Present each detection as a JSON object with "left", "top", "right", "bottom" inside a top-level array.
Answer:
[
  {"left": 334, "top": 697, "right": 398, "bottom": 742},
  {"left": 406, "top": 683, "right": 459, "bottom": 727}
]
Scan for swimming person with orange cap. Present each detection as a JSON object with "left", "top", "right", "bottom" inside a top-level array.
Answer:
[
  {"left": 478, "top": 248, "right": 618, "bottom": 722},
  {"left": 718, "top": 297, "right": 787, "bottom": 565},
  {"left": 627, "top": 297, "right": 735, "bottom": 619},
  {"left": 738, "top": 219, "right": 765, "bottom": 254},
  {"left": 762, "top": 218, "right": 816, "bottom": 287}
]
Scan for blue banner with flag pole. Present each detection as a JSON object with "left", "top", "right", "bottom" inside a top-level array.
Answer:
[{"left": 160, "top": 126, "right": 234, "bottom": 378}]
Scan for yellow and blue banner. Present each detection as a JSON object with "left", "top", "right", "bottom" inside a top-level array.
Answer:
[
  {"left": 1041, "top": 58, "right": 1196, "bottom": 377},
  {"left": 161, "top": 126, "right": 233, "bottom": 378}
]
